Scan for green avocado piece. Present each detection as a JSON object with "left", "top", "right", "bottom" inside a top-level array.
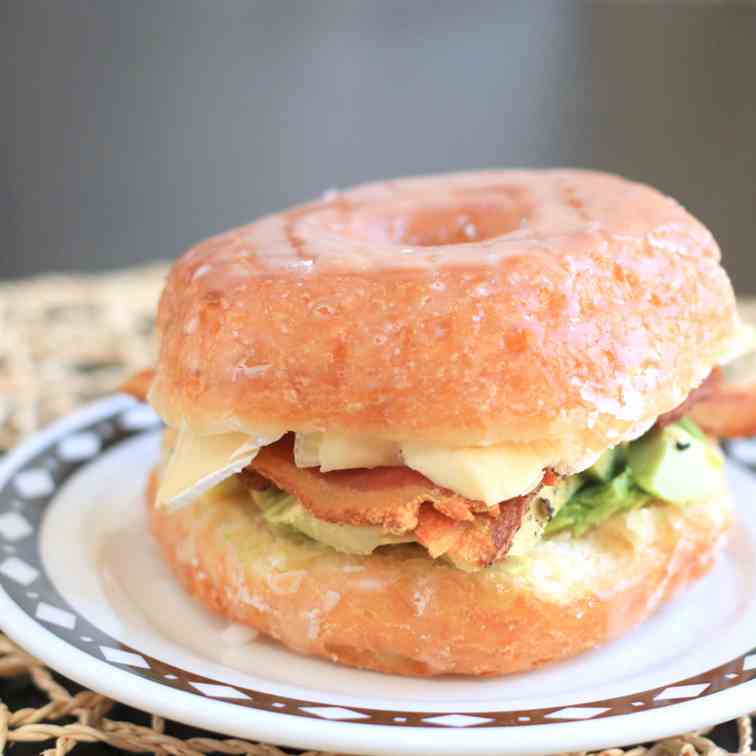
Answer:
[
  {"left": 253, "top": 488, "right": 413, "bottom": 555},
  {"left": 545, "top": 470, "right": 650, "bottom": 537},
  {"left": 627, "top": 421, "right": 722, "bottom": 504},
  {"left": 585, "top": 447, "right": 622, "bottom": 482}
]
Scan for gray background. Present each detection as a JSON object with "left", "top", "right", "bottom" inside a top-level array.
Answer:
[{"left": 3, "top": 1, "right": 755, "bottom": 290}]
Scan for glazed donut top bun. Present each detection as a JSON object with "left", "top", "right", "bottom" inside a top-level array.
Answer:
[{"left": 150, "top": 170, "right": 741, "bottom": 474}]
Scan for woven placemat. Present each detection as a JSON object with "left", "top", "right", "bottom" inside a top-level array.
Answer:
[{"left": 0, "top": 266, "right": 753, "bottom": 756}]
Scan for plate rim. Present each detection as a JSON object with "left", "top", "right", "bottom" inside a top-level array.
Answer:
[{"left": 1, "top": 395, "right": 755, "bottom": 755}]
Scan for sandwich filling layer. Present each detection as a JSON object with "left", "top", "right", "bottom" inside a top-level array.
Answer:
[
  {"left": 159, "top": 417, "right": 723, "bottom": 571},
  {"left": 154, "top": 369, "right": 730, "bottom": 515}
]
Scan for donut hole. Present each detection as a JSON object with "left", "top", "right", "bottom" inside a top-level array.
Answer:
[{"left": 325, "top": 189, "right": 532, "bottom": 247}]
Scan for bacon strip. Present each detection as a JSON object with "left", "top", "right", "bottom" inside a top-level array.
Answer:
[
  {"left": 656, "top": 369, "right": 722, "bottom": 429},
  {"left": 689, "top": 380, "right": 756, "bottom": 438},
  {"left": 414, "top": 495, "right": 533, "bottom": 569},
  {"left": 249, "top": 436, "right": 498, "bottom": 533},
  {"left": 120, "top": 369, "right": 155, "bottom": 401},
  {"left": 655, "top": 366, "right": 756, "bottom": 438},
  {"left": 248, "top": 436, "right": 537, "bottom": 568}
]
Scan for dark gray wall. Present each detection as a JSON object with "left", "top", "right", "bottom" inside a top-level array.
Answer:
[
  {"left": 588, "top": 4, "right": 756, "bottom": 293},
  {"left": 2, "top": 2, "right": 755, "bottom": 290}
]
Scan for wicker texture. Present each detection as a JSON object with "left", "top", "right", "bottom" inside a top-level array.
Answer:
[{"left": 0, "top": 266, "right": 753, "bottom": 756}]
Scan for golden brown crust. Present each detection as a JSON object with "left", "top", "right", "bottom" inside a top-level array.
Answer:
[
  {"left": 148, "top": 170, "right": 739, "bottom": 462},
  {"left": 147, "top": 467, "right": 733, "bottom": 677}
]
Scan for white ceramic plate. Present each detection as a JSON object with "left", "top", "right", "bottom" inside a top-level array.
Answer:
[{"left": 1, "top": 396, "right": 756, "bottom": 756}]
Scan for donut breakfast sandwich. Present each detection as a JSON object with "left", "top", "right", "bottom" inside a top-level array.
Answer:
[{"left": 122, "top": 170, "right": 756, "bottom": 677}]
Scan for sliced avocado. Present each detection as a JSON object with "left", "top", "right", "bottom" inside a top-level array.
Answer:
[
  {"left": 627, "top": 422, "right": 722, "bottom": 504},
  {"left": 545, "top": 470, "right": 650, "bottom": 537},
  {"left": 585, "top": 447, "right": 622, "bottom": 482},
  {"left": 253, "top": 489, "right": 413, "bottom": 555}
]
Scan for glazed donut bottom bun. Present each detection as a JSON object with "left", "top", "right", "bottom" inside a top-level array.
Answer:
[{"left": 147, "top": 468, "right": 732, "bottom": 677}]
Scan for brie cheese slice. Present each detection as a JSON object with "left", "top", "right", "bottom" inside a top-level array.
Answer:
[
  {"left": 293, "top": 432, "right": 324, "bottom": 468},
  {"left": 400, "top": 441, "right": 551, "bottom": 507},
  {"left": 292, "top": 430, "right": 552, "bottom": 504},
  {"left": 157, "top": 428, "right": 283, "bottom": 510},
  {"left": 319, "top": 433, "right": 402, "bottom": 472},
  {"left": 293, "top": 432, "right": 402, "bottom": 471}
]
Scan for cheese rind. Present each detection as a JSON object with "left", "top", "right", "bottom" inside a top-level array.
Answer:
[{"left": 157, "top": 428, "right": 283, "bottom": 510}]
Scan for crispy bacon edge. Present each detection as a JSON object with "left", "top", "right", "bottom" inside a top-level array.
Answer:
[
  {"left": 658, "top": 367, "right": 756, "bottom": 438},
  {"left": 120, "top": 369, "right": 154, "bottom": 401}
]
